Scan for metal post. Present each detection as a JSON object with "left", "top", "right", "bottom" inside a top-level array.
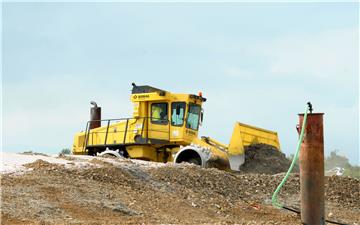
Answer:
[
  {"left": 83, "top": 121, "right": 89, "bottom": 152},
  {"left": 104, "top": 120, "right": 110, "bottom": 145},
  {"left": 298, "top": 113, "right": 325, "bottom": 225},
  {"left": 123, "top": 119, "right": 129, "bottom": 144}
]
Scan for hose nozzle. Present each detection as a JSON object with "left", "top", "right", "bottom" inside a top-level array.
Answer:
[{"left": 307, "top": 102, "right": 313, "bottom": 113}]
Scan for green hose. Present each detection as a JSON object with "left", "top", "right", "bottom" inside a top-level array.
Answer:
[{"left": 271, "top": 105, "right": 309, "bottom": 208}]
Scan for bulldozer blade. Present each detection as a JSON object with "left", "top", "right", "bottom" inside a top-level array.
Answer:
[{"left": 228, "top": 154, "right": 245, "bottom": 171}]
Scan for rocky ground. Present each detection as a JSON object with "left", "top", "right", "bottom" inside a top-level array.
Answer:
[{"left": 1, "top": 149, "right": 359, "bottom": 225}]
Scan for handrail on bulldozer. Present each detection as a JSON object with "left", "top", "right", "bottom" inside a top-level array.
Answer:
[{"left": 83, "top": 117, "right": 170, "bottom": 151}]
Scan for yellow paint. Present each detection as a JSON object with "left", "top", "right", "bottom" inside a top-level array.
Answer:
[
  {"left": 126, "top": 145, "right": 157, "bottom": 160},
  {"left": 234, "top": 122, "right": 280, "bottom": 150}
]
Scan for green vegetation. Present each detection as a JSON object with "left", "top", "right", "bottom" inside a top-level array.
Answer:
[
  {"left": 60, "top": 148, "right": 71, "bottom": 155},
  {"left": 21, "top": 150, "right": 48, "bottom": 156},
  {"left": 343, "top": 164, "right": 360, "bottom": 178}
]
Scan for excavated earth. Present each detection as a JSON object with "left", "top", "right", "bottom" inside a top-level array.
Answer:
[
  {"left": 1, "top": 151, "right": 359, "bottom": 225},
  {"left": 240, "top": 144, "right": 299, "bottom": 174}
]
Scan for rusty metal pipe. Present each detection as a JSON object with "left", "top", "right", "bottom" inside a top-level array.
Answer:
[
  {"left": 90, "top": 101, "right": 101, "bottom": 129},
  {"left": 298, "top": 113, "right": 325, "bottom": 225}
]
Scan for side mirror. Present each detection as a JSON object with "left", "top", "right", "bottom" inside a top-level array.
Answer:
[
  {"left": 200, "top": 110, "right": 204, "bottom": 124},
  {"left": 176, "top": 105, "right": 181, "bottom": 115}
]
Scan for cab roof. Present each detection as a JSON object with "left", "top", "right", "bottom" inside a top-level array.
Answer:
[
  {"left": 131, "top": 83, "right": 166, "bottom": 95},
  {"left": 131, "top": 83, "right": 206, "bottom": 102}
]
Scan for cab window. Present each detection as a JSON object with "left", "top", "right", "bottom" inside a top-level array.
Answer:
[
  {"left": 186, "top": 104, "right": 201, "bottom": 130},
  {"left": 151, "top": 103, "right": 168, "bottom": 124},
  {"left": 171, "top": 102, "right": 186, "bottom": 126}
]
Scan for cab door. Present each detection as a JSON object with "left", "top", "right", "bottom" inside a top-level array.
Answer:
[
  {"left": 169, "top": 102, "right": 186, "bottom": 142},
  {"left": 147, "top": 102, "right": 170, "bottom": 142}
]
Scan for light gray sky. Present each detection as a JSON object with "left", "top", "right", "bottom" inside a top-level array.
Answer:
[{"left": 2, "top": 2, "right": 359, "bottom": 164}]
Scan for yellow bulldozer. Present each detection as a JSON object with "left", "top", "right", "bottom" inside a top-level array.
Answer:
[{"left": 72, "top": 84, "right": 280, "bottom": 171}]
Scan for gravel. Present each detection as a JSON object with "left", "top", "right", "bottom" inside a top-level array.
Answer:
[{"left": 1, "top": 151, "right": 359, "bottom": 224}]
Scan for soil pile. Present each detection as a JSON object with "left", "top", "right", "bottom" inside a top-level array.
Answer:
[
  {"left": 149, "top": 165, "right": 359, "bottom": 209},
  {"left": 1, "top": 158, "right": 359, "bottom": 225},
  {"left": 24, "top": 159, "right": 65, "bottom": 170},
  {"left": 240, "top": 144, "right": 299, "bottom": 174}
]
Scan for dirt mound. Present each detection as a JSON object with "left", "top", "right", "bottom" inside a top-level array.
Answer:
[
  {"left": 240, "top": 144, "right": 299, "bottom": 174},
  {"left": 148, "top": 165, "right": 359, "bottom": 209},
  {"left": 2, "top": 158, "right": 359, "bottom": 224},
  {"left": 24, "top": 159, "right": 64, "bottom": 170}
]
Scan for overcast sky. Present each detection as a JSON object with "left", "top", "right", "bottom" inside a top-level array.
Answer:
[{"left": 2, "top": 2, "right": 359, "bottom": 164}]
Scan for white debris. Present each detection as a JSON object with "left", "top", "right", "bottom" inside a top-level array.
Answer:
[
  {"left": 0, "top": 151, "right": 168, "bottom": 174},
  {"left": 0, "top": 152, "right": 89, "bottom": 174},
  {"left": 1, "top": 152, "right": 61, "bottom": 174}
]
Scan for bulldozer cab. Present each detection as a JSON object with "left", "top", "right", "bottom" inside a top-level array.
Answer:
[{"left": 131, "top": 84, "right": 206, "bottom": 145}]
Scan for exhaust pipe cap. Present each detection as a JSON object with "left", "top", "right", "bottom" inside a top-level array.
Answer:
[{"left": 90, "top": 101, "right": 98, "bottom": 108}]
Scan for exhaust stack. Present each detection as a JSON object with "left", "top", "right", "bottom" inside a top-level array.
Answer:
[{"left": 90, "top": 101, "right": 101, "bottom": 129}]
